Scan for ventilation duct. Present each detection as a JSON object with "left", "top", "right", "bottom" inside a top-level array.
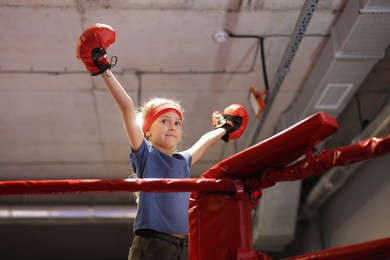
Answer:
[{"left": 282, "top": 0, "right": 390, "bottom": 124}]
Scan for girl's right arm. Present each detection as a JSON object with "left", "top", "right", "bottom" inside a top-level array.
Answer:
[
  {"left": 75, "top": 24, "right": 143, "bottom": 150},
  {"left": 101, "top": 70, "right": 144, "bottom": 152}
]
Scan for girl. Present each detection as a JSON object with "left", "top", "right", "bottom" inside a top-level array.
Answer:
[
  {"left": 102, "top": 70, "right": 226, "bottom": 260},
  {"left": 76, "top": 23, "right": 248, "bottom": 260}
]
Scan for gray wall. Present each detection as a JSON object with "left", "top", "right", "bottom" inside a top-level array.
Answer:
[
  {"left": 292, "top": 153, "right": 390, "bottom": 257},
  {"left": 269, "top": 153, "right": 390, "bottom": 259},
  {"left": 321, "top": 153, "right": 390, "bottom": 248}
]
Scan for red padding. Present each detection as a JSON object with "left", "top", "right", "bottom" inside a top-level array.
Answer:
[
  {"left": 189, "top": 192, "right": 254, "bottom": 260},
  {"left": 236, "top": 249, "right": 272, "bottom": 260},
  {"left": 202, "top": 112, "right": 338, "bottom": 179}
]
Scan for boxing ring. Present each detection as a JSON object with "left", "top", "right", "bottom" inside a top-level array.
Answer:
[{"left": 1, "top": 112, "right": 390, "bottom": 259}]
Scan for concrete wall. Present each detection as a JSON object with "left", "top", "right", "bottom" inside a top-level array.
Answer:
[
  {"left": 268, "top": 153, "right": 390, "bottom": 259},
  {"left": 321, "top": 153, "right": 390, "bottom": 248}
]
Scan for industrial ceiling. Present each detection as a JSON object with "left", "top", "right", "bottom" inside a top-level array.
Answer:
[{"left": 0, "top": 0, "right": 390, "bottom": 258}]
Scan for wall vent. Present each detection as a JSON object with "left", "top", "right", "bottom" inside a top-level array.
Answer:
[{"left": 315, "top": 83, "right": 354, "bottom": 110}]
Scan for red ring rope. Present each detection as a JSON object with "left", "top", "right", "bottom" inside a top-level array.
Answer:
[{"left": 0, "top": 178, "right": 240, "bottom": 195}]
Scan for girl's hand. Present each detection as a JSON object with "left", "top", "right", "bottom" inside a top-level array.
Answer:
[{"left": 212, "top": 104, "right": 249, "bottom": 142}]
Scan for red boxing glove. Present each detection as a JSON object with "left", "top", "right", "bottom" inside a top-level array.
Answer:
[
  {"left": 212, "top": 104, "right": 249, "bottom": 142},
  {"left": 76, "top": 23, "right": 116, "bottom": 76}
]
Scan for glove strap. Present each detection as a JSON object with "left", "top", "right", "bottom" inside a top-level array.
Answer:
[
  {"left": 224, "top": 115, "right": 243, "bottom": 134},
  {"left": 91, "top": 48, "right": 118, "bottom": 76},
  {"left": 220, "top": 115, "right": 243, "bottom": 142},
  {"left": 215, "top": 123, "right": 229, "bottom": 142}
]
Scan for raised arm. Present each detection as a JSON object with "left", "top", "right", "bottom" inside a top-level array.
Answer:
[
  {"left": 101, "top": 71, "right": 144, "bottom": 151},
  {"left": 76, "top": 23, "right": 143, "bottom": 151}
]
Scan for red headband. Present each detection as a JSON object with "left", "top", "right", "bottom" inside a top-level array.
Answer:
[{"left": 142, "top": 103, "right": 183, "bottom": 133}]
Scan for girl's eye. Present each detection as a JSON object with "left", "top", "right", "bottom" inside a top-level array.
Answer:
[
  {"left": 175, "top": 121, "right": 181, "bottom": 126},
  {"left": 161, "top": 119, "right": 168, "bottom": 124}
]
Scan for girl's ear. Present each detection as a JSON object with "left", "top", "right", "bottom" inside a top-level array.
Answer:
[{"left": 145, "top": 130, "right": 151, "bottom": 139}]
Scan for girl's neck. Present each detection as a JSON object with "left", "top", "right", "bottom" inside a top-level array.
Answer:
[
  {"left": 159, "top": 148, "right": 174, "bottom": 156},
  {"left": 150, "top": 141, "right": 174, "bottom": 156}
]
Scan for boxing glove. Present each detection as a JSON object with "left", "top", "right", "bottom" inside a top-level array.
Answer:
[
  {"left": 212, "top": 104, "right": 249, "bottom": 142},
  {"left": 76, "top": 23, "right": 116, "bottom": 76}
]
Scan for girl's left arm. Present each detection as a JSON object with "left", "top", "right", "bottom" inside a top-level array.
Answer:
[{"left": 187, "top": 128, "right": 226, "bottom": 166}]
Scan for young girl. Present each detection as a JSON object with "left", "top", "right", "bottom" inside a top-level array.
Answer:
[{"left": 76, "top": 23, "right": 248, "bottom": 260}]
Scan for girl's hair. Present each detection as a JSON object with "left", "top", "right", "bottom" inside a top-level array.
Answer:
[
  {"left": 139, "top": 97, "right": 184, "bottom": 122},
  {"left": 128, "top": 171, "right": 139, "bottom": 203}
]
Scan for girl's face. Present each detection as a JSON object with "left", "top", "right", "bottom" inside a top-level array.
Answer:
[{"left": 145, "top": 111, "right": 182, "bottom": 155}]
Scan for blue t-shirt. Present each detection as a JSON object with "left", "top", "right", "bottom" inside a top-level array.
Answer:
[{"left": 130, "top": 139, "right": 192, "bottom": 235}]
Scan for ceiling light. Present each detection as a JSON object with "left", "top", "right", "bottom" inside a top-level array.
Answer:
[{"left": 248, "top": 86, "right": 268, "bottom": 118}]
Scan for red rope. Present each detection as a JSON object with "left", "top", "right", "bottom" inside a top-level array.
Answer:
[
  {"left": 0, "top": 178, "right": 240, "bottom": 195},
  {"left": 284, "top": 237, "right": 390, "bottom": 260}
]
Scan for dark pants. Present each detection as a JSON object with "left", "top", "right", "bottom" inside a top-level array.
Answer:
[{"left": 128, "top": 229, "right": 188, "bottom": 260}]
